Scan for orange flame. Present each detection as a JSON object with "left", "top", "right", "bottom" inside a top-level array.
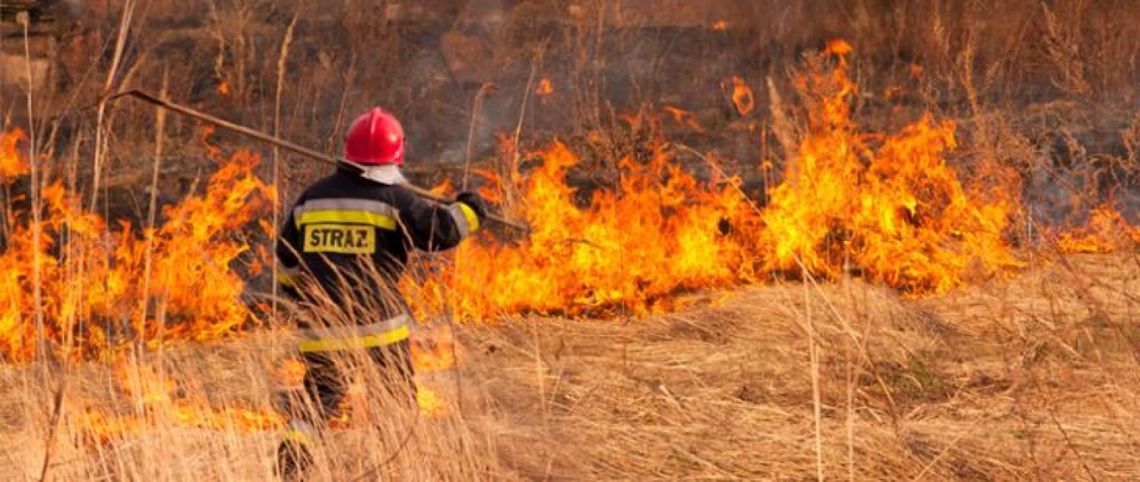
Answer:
[
  {"left": 711, "top": 20, "right": 728, "bottom": 31},
  {"left": 114, "top": 360, "right": 177, "bottom": 404},
  {"left": 429, "top": 177, "right": 454, "bottom": 197},
  {"left": 409, "top": 325, "right": 456, "bottom": 417},
  {"left": 76, "top": 360, "right": 282, "bottom": 443},
  {"left": 826, "top": 39, "right": 853, "bottom": 56},
  {"left": 408, "top": 41, "right": 1026, "bottom": 322},
  {"left": 199, "top": 125, "right": 224, "bottom": 160},
  {"left": 421, "top": 141, "right": 755, "bottom": 319},
  {"left": 274, "top": 358, "right": 308, "bottom": 388},
  {"left": 663, "top": 105, "right": 705, "bottom": 133},
  {"left": 416, "top": 386, "right": 447, "bottom": 417},
  {"left": 536, "top": 78, "right": 554, "bottom": 96},
  {"left": 759, "top": 44, "right": 1019, "bottom": 293},
  {"left": 410, "top": 324, "right": 456, "bottom": 373},
  {"left": 1056, "top": 204, "right": 1140, "bottom": 253},
  {"left": 0, "top": 140, "right": 273, "bottom": 361},
  {"left": 728, "top": 76, "right": 755, "bottom": 116},
  {"left": 471, "top": 168, "right": 506, "bottom": 205},
  {"left": 0, "top": 128, "right": 28, "bottom": 179}
]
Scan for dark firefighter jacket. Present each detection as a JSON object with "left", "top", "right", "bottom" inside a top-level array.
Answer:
[{"left": 276, "top": 167, "right": 479, "bottom": 352}]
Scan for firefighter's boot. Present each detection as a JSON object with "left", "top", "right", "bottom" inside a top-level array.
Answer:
[{"left": 276, "top": 421, "right": 316, "bottom": 480}]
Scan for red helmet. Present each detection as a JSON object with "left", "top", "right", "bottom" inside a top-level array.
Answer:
[{"left": 344, "top": 107, "right": 405, "bottom": 166}]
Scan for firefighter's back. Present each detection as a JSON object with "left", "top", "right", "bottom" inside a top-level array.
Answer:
[{"left": 282, "top": 168, "right": 417, "bottom": 322}]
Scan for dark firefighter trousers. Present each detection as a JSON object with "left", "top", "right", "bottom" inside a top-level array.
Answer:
[{"left": 299, "top": 340, "right": 416, "bottom": 422}]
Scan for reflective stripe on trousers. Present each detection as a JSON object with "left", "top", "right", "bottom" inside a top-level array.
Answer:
[
  {"left": 282, "top": 420, "right": 317, "bottom": 446},
  {"left": 297, "top": 314, "right": 410, "bottom": 353}
]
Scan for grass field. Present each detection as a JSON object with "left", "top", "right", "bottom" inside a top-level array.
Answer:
[{"left": 1, "top": 252, "right": 1137, "bottom": 480}]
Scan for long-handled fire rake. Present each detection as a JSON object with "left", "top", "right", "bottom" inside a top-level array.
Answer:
[{"left": 106, "top": 89, "right": 529, "bottom": 232}]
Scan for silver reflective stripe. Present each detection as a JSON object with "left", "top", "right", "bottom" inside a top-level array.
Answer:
[
  {"left": 447, "top": 203, "right": 472, "bottom": 237},
  {"left": 292, "top": 198, "right": 399, "bottom": 219},
  {"left": 300, "top": 314, "right": 409, "bottom": 342}
]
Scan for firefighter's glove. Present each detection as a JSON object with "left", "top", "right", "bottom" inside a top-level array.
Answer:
[{"left": 456, "top": 191, "right": 489, "bottom": 222}]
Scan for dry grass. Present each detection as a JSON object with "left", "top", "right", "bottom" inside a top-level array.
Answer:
[
  {"left": 1, "top": 252, "right": 1137, "bottom": 480},
  {"left": 470, "top": 252, "right": 1140, "bottom": 480}
]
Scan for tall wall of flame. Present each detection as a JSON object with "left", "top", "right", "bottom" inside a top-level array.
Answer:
[
  {"left": 413, "top": 43, "right": 1028, "bottom": 322},
  {"left": 0, "top": 142, "right": 273, "bottom": 361}
]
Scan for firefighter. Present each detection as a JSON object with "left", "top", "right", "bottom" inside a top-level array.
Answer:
[{"left": 274, "top": 107, "right": 487, "bottom": 478}]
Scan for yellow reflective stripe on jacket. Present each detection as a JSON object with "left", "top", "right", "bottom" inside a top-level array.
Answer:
[
  {"left": 458, "top": 203, "right": 481, "bottom": 232},
  {"left": 298, "top": 325, "right": 410, "bottom": 353},
  {"left": 294, "top": 210, "right": 397, "bottom": 230},
  {"left": 448, "top": 203, "right": 480, "bottom": 237}
]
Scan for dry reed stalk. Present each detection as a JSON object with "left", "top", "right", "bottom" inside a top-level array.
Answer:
[
  {"left": 532, "top": 319, "right": 548, "bottom": 428},
  {"left": 272, "top": 9, "right": 301, "bottom": 320},
  {"left": 328, "top": 53, "right": 358, "bottom": 153},
  {"left": 139, "top": 69, "right": 168, "bottom": 353},
  {"left": 805, "top": 275, "right": 824, "bottom": 481},
  {"left": 16, "top": 28, "right": 69, "bottom": 478},
  {"left": 90, "top": 0, "right": 137, "bottom": 210},
  {"left": 504, "top": 40, "right": 549, "bottom": 208},
  {"left": 910, "top": 418, "right": 981, "bottom": 481},
  {"left": 845, "top": 337, "right": 855, "bottom": 481},
  {"left": 19, "top": 10, "right": 44, "bottom": 362},
  {"left": 463, "top": 82, "right": 497, "bottom": 191},
  {"left": 766, "top": 76, "right": 798, "bottom": 166},
  {"left": 80, "top": 0, "right": 136, "bottom": 365}
]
